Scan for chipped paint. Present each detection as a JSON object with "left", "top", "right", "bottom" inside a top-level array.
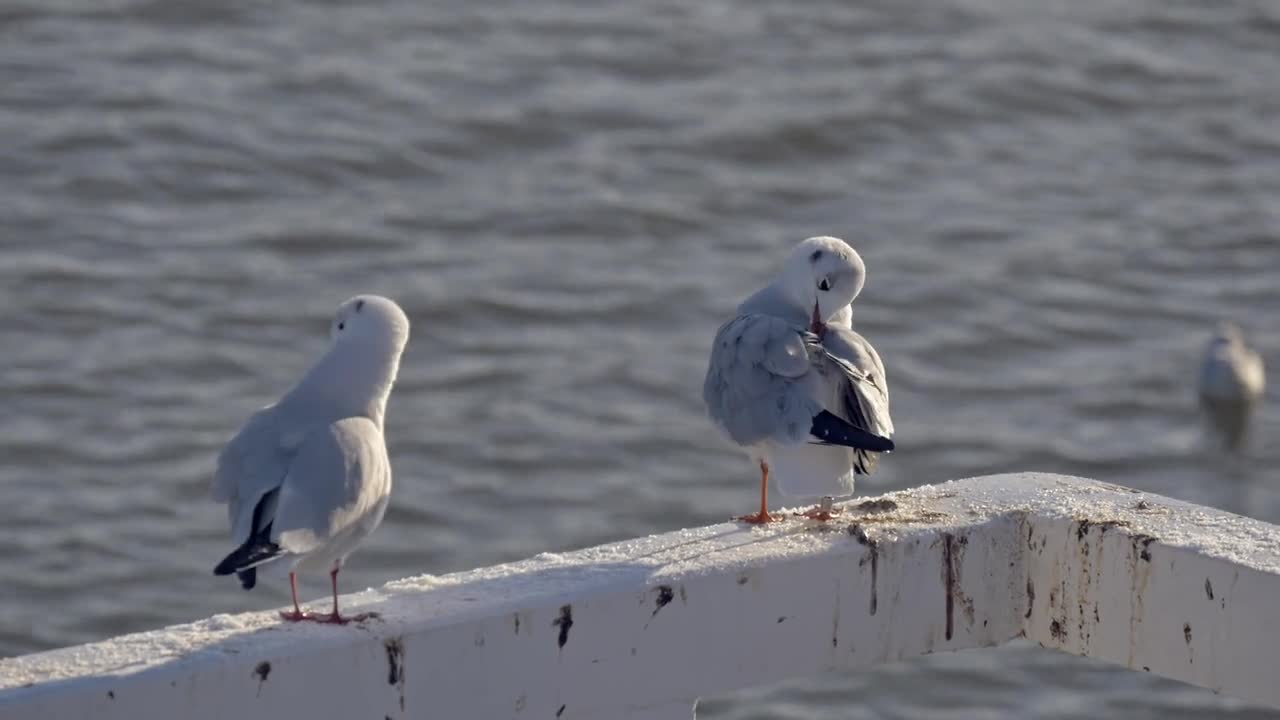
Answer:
[
  {"left": 384, "top": 639, "right": 403, "bottom": 686},
  {"left": 852, "top": 523, "right": 879, "bottom": 616},
  {"left": 652, "top": 586, "right": 674, "bottom": 618},
  {"left": 553, "top": 605, "right": 574, "bottom": 649},
  {"left": 384, "top": 637, "right": 406, "bottom": 712},
  {"left": 942, "top": 533, "right": 956, "bottom": 642},
  {"left": 1024, "top": 579, "right": 1035, "bottom": 620}
]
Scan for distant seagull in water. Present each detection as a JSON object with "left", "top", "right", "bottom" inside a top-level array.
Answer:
[
  {"left": 703, "top": 236, "right": 895, "bottom": 523},
  {"left": 1198, "top": 322, "right": 1265, "bottom": 451},
  {"left": 212, "top": 295, "right": 409, "bottom": 623}
]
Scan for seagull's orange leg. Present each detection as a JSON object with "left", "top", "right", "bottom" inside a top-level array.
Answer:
[
  {"left": 300, "top": 567, "right": 373, "bottom": 624},
  {"left": 278, "top": 572, "right": 306, "bottom": 622},
  {"left": 737, "top": 461, "right": 784, "bottom": 524}
]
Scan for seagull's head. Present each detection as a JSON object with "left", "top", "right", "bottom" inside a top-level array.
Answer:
[
  {"left": 330, "top": 295, "right": 411, "bottom": 352},
  {"left": 1210, "top": 321, "right": 1245, "bottom": 348},
  {"left": 780, "top": 236, "right": 866, "bottom": 332}
]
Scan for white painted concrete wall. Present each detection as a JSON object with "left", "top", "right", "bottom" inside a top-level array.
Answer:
[{"left": 3, "top": 473, "right": 1279, "bottom": 719}]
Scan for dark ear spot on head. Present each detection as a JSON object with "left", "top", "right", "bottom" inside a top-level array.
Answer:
[
  {"left": 809, "top": 250, "right": 823, "bottom": 263},
  {"left": 355, "top": 299, "right": 365, "bottom": 313}
]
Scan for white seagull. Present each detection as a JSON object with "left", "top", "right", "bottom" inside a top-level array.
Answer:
[
  {"left": 1198, "top": 322, "right": 1265, "bottom": 451},
  {"left": 703, "top": 236, "right": 895, "bottom": 523},
  {"left": 212, "top": 295, "right": 409, "bottom": 623}
]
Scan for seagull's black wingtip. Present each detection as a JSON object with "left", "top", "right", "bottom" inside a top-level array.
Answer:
[
  {"left": 809, "top": 410, "right": 895, "bottom": 451},
  {"left": 213, "top": 541, "right": 282, "bottom": 580}
]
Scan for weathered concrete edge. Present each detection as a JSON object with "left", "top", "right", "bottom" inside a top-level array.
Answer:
[
  {"left": 1021, "top": 506, "right": 1280, "bottom": 703},
  {"left": 2, "top": 473, "right": 1279, "bottom": 718}
]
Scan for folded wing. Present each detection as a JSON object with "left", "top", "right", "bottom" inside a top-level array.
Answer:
[
  {"left": 211, "top": 406, "right": 296, "bottom": 548},
  {"left": 272, "top": 417, "right": 391, "bottom": 557},
  {"left": 703, "top": 314, "right": 893, "bottom": 455},
  {"left": 809, "top": 325, "right": 894, "bottom": 474}
]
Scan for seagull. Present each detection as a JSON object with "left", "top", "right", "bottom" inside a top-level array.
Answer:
[
  {"left": 1199, "top": 322, "right": 1265, "bottom": 451},
  {"left": 703, "top": 236, "right": 895, "bottom": 523},
  {"left": 211, "top": 295, "right": 409, "bottom": 623}
]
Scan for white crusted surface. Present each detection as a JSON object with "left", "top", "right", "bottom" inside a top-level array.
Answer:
[{"left": 2, "top": 473, "right": 1279, "bottom": 718}]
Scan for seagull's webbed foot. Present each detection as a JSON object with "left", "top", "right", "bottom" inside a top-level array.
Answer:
[
  {"left": 797, "top": 496, "right": 842, "bottom": 522},
  {"left": 735, "top": 510, "right": 786, "bottom": 524},
  {"left": 281, "top": 610, "right": 375, "bottom": 625}
]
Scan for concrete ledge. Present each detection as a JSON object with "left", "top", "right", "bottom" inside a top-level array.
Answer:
[{"left": 3, "top": 473, "right": 1280, "bottom": 719}]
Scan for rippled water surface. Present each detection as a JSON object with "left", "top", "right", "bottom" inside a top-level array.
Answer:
[{"left": 2, "top": 1, "right": 1279, "bottom": 716}]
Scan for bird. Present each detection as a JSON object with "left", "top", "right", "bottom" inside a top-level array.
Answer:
[
  {"left": 211, "top": 295, "right": 409, "bottom": 623},
  {"left": 1198, "top": 322, "right": 1265, "bottom": 451},
  {"left": 703, "top": 236, "right": 895, "bottom": 523}
]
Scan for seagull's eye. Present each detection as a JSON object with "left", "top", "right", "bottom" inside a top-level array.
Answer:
[{"left": 818, "top": 278, "right": 832, "bottom": 292}]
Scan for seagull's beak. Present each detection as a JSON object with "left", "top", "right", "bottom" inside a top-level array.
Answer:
[{"left": 810, "top": 300, "right": 825, "bottom": 338}]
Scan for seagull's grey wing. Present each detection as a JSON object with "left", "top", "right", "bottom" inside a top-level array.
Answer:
[
  {"left": 811, "top": 326, "right": 894, "bottom": 474},
  {"left": 271, "top": 416, "right": 392, "bottom": 556},
  {"left": 211, "top": 406, "right": 303, "bottom": 546},
  {"left": 703, "top": 314, "right": 823, "bottom": 447}
]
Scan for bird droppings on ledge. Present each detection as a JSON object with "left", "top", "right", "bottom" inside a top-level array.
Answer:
[
  {"left": 554, "top": 605, "right": 573, "bottom": 649},
  {"left": 853, "top": 527, "right": 880, "bottom": 616},
  {"left": 943, "top": 533, "right": 956, "bottom": 641},
  {"left": 1134, "top": 535, "right": 1157, "bottom": 562},
  {"left": 941, "top": 533, "right": 973, "bottom": 641},
  {"left": 1075, "top": 518, "right": 1131, "bottom": 542},
  {"left": 848, "top": 523, "right": 872, "bottom": 545},
  {"left": 384, "top": 638, "right": 403, "bottom": 686},
  {"left": 385, "top": 637, "right": 407, "bottom": 712},
  {"left": 1050, "top": 619, "right": 1066, "bottom": 642},
  {"left": 868, "top": 547, "right": 879, "bottom": 616},
  {"left": 652, "top": 586, "right": 674, "bottom": 618},
  {"left": 1025, "top": 580, "right": 1035, "bottom": 619}
]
